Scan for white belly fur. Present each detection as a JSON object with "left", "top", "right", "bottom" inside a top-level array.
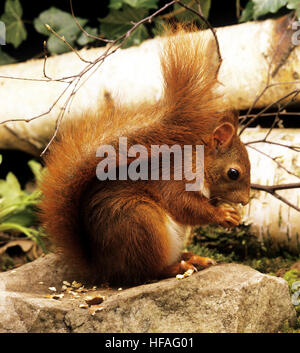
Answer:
[
  {"left": 165, "top": 185, "right": 210, "bottom": 265},
  {"left": 165, "top": 215, "right": 191, "bottom": 265}
]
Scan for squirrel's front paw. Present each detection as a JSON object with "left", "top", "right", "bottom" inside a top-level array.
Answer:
[
  {"left": 187, "top": 255, "right": 216, "bottom": 268},
  {"left": 181, "top": 252, "right": 216, "bottom": 269},
  {"left": 216, "top": 204, "right": 241, "bottom": 228}
]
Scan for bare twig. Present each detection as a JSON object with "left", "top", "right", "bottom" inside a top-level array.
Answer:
[
  {"left": 251, "top": 183, "right": 300, "bottom": 212},
  {"left": 44, "top": 23, "right": 93, "bottom": 64},
  {"left": 245, "top": 139, "right": 300, "bottom": 152},
  {"left": 247, "top": 145, "right": 300, "bottom": 180},
  {"left": 69, "top": 0, "right": 113, "bottom": 44},
  {"left": 0, "top": 82, "right": 72, "bottom": 126},
  {"left": 42, "top": 40, "right": 52, "bottom": 80},
  {"left": 177, "top": 0, "right": 222, "bottom": 65},
  {"left": 239, "top": 89, "right": 300, "bottom": 135}
]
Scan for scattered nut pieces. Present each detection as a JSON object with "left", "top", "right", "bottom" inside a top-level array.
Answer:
[{"left": 45, "top": 280, "right": 103, "bottom": 303}]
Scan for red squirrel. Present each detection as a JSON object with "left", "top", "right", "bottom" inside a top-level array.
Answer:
[{"left": 39, "top": 29, "right": 250, "bottom": 285}]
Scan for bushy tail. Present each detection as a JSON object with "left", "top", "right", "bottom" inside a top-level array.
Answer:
[
  {"left": 160, "top": 27, "right": 225, "bottom": 135},
  {"left": 38, "top": 110, "right": 109, "bottom": 265}
]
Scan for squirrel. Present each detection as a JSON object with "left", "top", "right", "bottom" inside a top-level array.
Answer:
[{"left": 39, "top": 28, "right": 251, "bottom": 286}]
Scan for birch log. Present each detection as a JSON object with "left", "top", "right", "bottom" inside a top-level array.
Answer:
[
  {"left": 0, "top": 15, "right": 299, "bottom": 153},
  {"left": 242, "top": 128, "right": 300, "bottom": 252},
  {"left": 0, "top": 15, "right": 299, "bottom": 250}
]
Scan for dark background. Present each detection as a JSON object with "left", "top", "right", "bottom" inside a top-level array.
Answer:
[
  {"left": 0, "top": 0, "right": 248, "bottom": 62},
  {"left": 0, "top": 0, "right": 298, "bottom": 185}
]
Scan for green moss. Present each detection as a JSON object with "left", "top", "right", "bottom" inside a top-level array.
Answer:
[
  {"left": 0, "top": 254, "right": 15, "bottom": 271},
  {"left": 280, "top": 318, "right": 300, "bottom": 333},
  {"left": 283, "top": 269, "right": 300, "bottom": 288},
  {"left": 279, "top": 270, "right": 300, "bottom": 333},
  {"left": 190, "top": 224, "right": 268, "bottom": 261},
  {"left": 189, "top": 224, "right": 299, "bottom": 267}
]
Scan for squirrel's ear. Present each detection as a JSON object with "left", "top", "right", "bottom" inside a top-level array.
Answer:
[{"left": 212, "top": 122, "right": 235, "bottom": 150}]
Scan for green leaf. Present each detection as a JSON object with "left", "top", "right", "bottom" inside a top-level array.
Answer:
[
  {"left": 109, "top": 0, "right": 158, "bottom": 9},
  {"left": 76, "top": 26, "right": 99, "bottom": 46},
  {"left": 4, "top": 208, "right": 37, "bottom": 227},
  {"left": 0, "top": 156, "right": 45, "bottom": 248},
  {"left": 34, "top": 7, "right": 88, "bottom": 54},
  {"left": 28, "top": 160, "right": 44, "bottom": 184},
  {"left": 124, "top": 0, "right": 158, "bottom": 9},
  {"left": 287, "top": 0, "right": 300, "bottom": 18},
  {"left": 0, "top": 48, "right": 16, "bottom": 66},
  {"left": 109, "top": 0, "right": 124, "bottom": 9},
  {"left": 174, "top": 0, "right": 211, "bottom": 24},
  {"left": 0, "top": 0, "right": 27, "bottom": 48},
  {"left": 0, "top": 172, "right": 22, "bottom": 207},
  {"left": 252, "top": 0, "right": 287, "bottom": 19},
  {"left": 122, "top": 24, "right": 148, "bottom": 48},
  {"left": 239, "top": 1, "right": 255, "bottom": 22},
  {"left": 99, "top": 5, "right": 149, "bottom": 47},
  {"left": 152, "top": 18, "right": 169, "bottom": 36}
]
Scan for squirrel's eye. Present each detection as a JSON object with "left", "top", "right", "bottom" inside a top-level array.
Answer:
[{"left": 227, "top": 168, "right": 240, "bottom": 180}]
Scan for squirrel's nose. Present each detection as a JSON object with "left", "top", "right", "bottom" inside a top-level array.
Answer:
[{"left": 240, "top": 194, "right": 250, "bottom": 206}]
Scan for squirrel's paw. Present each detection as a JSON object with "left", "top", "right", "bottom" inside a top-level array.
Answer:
[
  {"left": 181, "top": 252, "right": 216, "bottom": 269},
  {"left": 160, "top": 260, "right": 196, "bottom": 278},
  {"left": 160, "top": 254, "right": 216, "bottom": 279},
  {"left": 187, "top": 255, "right": 216, "bottom": 268},
  {"left": 217, "top": 204, "right": 241, "bottom": 228}
]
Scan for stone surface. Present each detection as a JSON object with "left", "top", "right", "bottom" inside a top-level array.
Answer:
[{"left": 0, "top": 254, "right": 296, "bottom": 333}]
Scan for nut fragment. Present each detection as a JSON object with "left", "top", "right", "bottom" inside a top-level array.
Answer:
[
  {"left": 88, "top": 305, "right": 104, "bottom": 316},
  {"left": 183, "top": 268, "right": 194, "bottom": 277},
  {"left": 52, "top": 293, "right": 64, "bottom": 300},
  {"left": 176, "top": 274, "right": 185, "bottom": 280},
  {"left": 85, "top": 295, "right": 105, "bottom": 306},
  {"left": 71, "top": 281, "right": 82, "bottom": 289},
  {"left": 176, "top": 268, "right": 195, "bottom": 280},
  {"left": 79, "top": 304, "right": 89, "bottom": 309}
]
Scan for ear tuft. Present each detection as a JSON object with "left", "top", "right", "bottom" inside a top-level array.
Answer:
[{"left": 213, "top": 122, "right": 235, "bottom": 149}]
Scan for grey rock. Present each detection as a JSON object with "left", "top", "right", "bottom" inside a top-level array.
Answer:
[{"left": 0, "top": 254, "right": 296, "bottom": 333}]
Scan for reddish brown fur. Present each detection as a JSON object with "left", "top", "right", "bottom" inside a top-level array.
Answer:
[{"left": 39, "top": 29, "right": 250, "bottom": 285}]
